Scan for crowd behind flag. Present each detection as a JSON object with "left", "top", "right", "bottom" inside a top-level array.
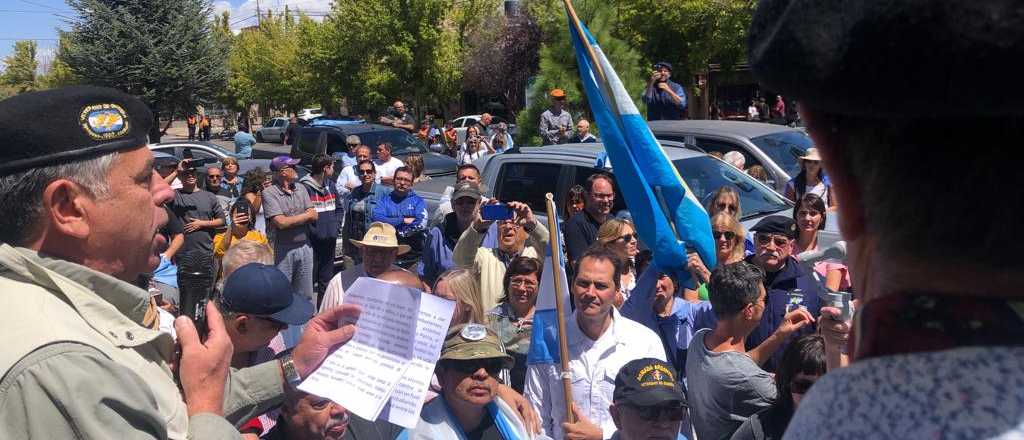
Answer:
[{"left": 563, "top": 0, "right": 716, "bottom": 285}]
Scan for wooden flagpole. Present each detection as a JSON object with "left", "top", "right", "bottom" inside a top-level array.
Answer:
[{"left": 544, "top": 193, "right": 576, "bottom": 423}]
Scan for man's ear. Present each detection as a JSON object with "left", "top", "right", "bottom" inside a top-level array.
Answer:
[
  {"left": 42, "top": 179, "right": 92, "bottom": 240},
  {"left": 742, "top": 303, "right": 755, "bottom": 321},
  {"left": 234, "top": 315, "right": 248, "bottom": 334},
  {"left": 800, "top": 107, "right": 866, "bottom": 241},
  {"left": 609, "top": 404, "right": 622, "bottom": 430}
]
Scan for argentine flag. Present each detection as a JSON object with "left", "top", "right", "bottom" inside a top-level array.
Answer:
[
  {"left": 565, "top": 4, "right": 716, "bottom": 283},
  {"left": 527, "top": 204, "right": 572, "bottom": 365}
]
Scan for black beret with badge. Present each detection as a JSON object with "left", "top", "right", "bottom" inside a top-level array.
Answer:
[
  {"left": 748, "top": 0, "right": 1024, "bottom": 117},
  {"left": 750, "top": 215, "right": 798, "bottom": 239},
  {"left": 0, "top": 85, "right": 152, "bottom": 175}
]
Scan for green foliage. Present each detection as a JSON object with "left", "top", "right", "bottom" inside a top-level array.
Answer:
[
  {"left": 516, "top": 0, "right": 645, "bottom": 146},
  {"left": 38, "top": 33, "right": 79, "bottom": 89},
  {"left": 222, "top": 10, "right": 318, "bottom": 115},
  {"left": 614, "top": 0, "right": 754, "bottom": 81},
  {"left": 1, "top": 40, "right": 39, "bottom": 93},
  {"left": 62, "top": 0, "right": 229, "bottom": 140},
  {"left": 317, "top": 0, "right": 499, "bottom": 113}
]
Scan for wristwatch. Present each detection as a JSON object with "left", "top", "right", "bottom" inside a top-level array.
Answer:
[{"left": 280, "top": 353, "right": 303, "bottom": 387}]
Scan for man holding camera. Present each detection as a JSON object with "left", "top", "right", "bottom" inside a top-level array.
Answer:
[
  {"left": 0, "top": 86, "right": 361, "bottom": 439},
  {"left": 540, "top": 89, "right": 573, "bottom": 145},
  {"left": 642, "top": 62, "right": 687, "bottom": 121}
]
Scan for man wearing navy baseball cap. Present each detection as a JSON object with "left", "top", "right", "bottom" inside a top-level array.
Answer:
[
  {"left": 643, "top": 61, "right": 687, "bottom": 121},
  {"left": 219, "top": 263, "right": 314, "bottom": 368},
  {"left": 610, "top": 358, "right": 688, "bottom": 440}
]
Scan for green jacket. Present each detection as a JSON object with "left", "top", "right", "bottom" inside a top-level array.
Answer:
[{"left": 0, "top": 244, "right": 285, "bottom": 439}]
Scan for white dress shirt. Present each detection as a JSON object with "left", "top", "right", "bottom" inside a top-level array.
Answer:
[
  {"left": 524, "top": 308, "right": 666, "bottom": 440},
  {"left": 318, "top": 263, "right": 403, "bottom": 312},
  {"left": 374, "top": 156, "right": 405, "bottom": 180}
]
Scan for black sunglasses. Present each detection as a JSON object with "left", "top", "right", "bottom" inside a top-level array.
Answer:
[
  {"left": 613, "top": 233, "right": 637, "bottom": 243},
  {"left": 357, "top": 168, "right": 376, "bottom": 175},
  {"left": 712, "top": 230, "right": 736, "bottom": 241},
  {"left": 625, "top": 404, "right": 686, "bottom": 422},
  {"left": 756, "top": 234, "right": 791, "bottom": 247},
  {"left": 444, "top": 359, "right": 504, "bottom": 376}
]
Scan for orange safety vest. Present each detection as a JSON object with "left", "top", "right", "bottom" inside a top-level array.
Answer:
[{"left": 187, "top": 115, "right": 196, "bottom": 125}]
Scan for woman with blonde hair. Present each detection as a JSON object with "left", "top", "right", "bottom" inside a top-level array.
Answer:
[
  {"left": 597, "top": 218, "right": 639, "bottom": 305},
  {"left": 684, "top": 211, "right": 747, "bottom": 301},
  {"left": 432, "top": 268, "right": 485, "bottom": 326}
]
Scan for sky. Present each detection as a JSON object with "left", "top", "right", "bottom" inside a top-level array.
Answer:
[{"left": 0, "top": 0, "right": 333, "bottom": 71}]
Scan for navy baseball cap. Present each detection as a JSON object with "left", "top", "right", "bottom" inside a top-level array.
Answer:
[
  {"left": 220, "top": 263, "right": 314, "bottom": 325},
  {"left": 653, "top": 61, "right": 673, "bottom": 71}
]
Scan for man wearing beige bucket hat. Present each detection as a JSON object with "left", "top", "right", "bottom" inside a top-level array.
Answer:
[{"left": 318, "top": 222, "right": 414, "bottom": 311}]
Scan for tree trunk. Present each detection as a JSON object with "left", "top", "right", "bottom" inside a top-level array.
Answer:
[
  {"left": 159, "top": 117, "right": 173, "bottom": 136},
  {"left": 149, "top": 113, "right": 163, "bottom": 143}
]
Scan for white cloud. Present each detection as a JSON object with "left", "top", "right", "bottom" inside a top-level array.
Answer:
[{"left": 214, "top": 0, "right": 334, "bottom": 31}]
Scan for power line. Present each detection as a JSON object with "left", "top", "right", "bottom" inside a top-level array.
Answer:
[
  {"left": 0, "top": 38, "right": 59, "bottom": 41},
  {"left": 17, "top": 0, "right": 68, "bottom": 12}
]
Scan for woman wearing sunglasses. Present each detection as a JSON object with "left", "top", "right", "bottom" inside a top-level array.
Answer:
[
  {"left": 730, "top": 334, "right": 826, "bottom": 440},
  {"left": 597, "top": 218, "right": 640, "bottom": 306},
  {"left": 684, "top": 212, "right": 748, "bottom": 301},
  {"left": 792, "top": 193, "right": 850, "bottom": 292}
]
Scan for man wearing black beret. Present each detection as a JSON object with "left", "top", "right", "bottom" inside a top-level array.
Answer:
[
  {"left": 0, "top": 86, "right": 361, "bottom": 439},
  {"left": 749, "top": 1, "right": 1024, "bottom": 438},
  {"left": 743, "top": 215, "right": 821, "bottom": 372}
]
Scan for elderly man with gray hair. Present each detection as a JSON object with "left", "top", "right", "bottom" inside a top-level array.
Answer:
[{"left": 722, "top": 150, "right": 746, "bottom": 170}]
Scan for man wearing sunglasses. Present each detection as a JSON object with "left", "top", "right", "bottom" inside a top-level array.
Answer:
[
  {"left": 609, "top": 358, "right": 688, "bottom": 440},
  {"left": 401, "top": 323, "right": 532, "bottom": 439},
  {"left": 744, "top": 215, "right": 822, "bottom": 371}
]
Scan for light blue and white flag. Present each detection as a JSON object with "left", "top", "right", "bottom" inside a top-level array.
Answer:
[
  {"left": 527, "top": 202, "right": 572, "bottom": 365},
  {"left": 565, "top": 4, "right": 716, "bottom": 283}
]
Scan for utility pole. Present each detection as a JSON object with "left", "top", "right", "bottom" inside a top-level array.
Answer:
[{"left": 256, "top": 0, "right": 261, "bottom": 26}]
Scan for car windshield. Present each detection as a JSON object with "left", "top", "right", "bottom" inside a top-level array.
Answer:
[
  {"left": 356, "top": 130, "right": 427, "bottom": 156},
  {"left": 672, "top": 156, "right": 790, "bottom": 220},
  {"left": 749, "top": 131, "right": 814, "bottom": 177}
]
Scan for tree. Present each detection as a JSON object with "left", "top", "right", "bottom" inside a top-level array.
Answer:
[
  {"left": 1, "top": 40, "right": 39, "bottom": 94},
  {"left": 613, "top": 0, "right": 754, "bottom": 83},
  {"left": 515, "top": 0, "right": 645, "bottom": 145},
  {"left": 318, "top": 0, "right": 498, "bottom": 116},
  {"left": 62, "top": 0, "right": 230, "bottom": 141},
  {"left": 37, "top": 33, "right": 79, "bottom": 89},
  {"left": 462, "top": 13, "right": 542, "bottom": 120}
]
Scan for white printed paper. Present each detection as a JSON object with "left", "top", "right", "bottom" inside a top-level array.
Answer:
[
  {"left": 298, "top": 277, "right": 455, "bottom": 427},
  {"left": 379, "top": 292, "right": 455, "bottom": 428}
]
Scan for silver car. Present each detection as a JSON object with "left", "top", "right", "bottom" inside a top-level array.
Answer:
[
  {"left": 256, "top": 117, "right": 290, "bottom": 143},
  {"left": 648, "top": 120, "right": 814, "bottom": 193}
]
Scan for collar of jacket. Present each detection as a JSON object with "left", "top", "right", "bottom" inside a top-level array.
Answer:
[
  {"left": 298, "top": 174, "right": 328, "bottom": 194},
  {"left": 567, "top": 306, "right": 626, "bottom": 348},
  {"left": 0, "top": 244, "right": 169, "bottom": 350}
]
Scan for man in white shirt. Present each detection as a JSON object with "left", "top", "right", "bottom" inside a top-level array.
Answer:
[
  {"left": 374, "top": 142, "right": 404, "bottom": 186},
  {"left": 335, "top": 144, "right": 374, "bottom": 195},
  {"left": 318, "top": 222, "right": 411, "bottom": 311},
  {"left": 525, "top": 246, "right": 666, "bottom": 440}
]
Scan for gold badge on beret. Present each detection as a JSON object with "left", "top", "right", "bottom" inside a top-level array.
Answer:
[{"left": 80, "top": 103, "right": 130, "bottom": 140}]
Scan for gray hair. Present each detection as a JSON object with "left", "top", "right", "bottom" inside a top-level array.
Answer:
[
  {"left": 0, "top": 153, "right": 119, "bottom": 245},
  {"left": 220, "top": 239, "right": 274, "bottom": 284},
  {"left": 722, "top": 151, "right": 746, "bottom": 170}
]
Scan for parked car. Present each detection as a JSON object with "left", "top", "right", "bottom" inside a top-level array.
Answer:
[
  {"left": 648, "top": 120, "right": 814, "bottom": 193},
  {"left": 290, "top": 123, "right": 458, "bottom": 177},
  {"left": 149, "top": 141, "right": 234, "bottom": 163},
  {"left": 469, "top": 142, "right": 840, "bottom": 246},
  {"left": 298, "top": 108, "right": 323, "bottom": 120},
  {"left": 451, "top": 114, "right": 518, "bottom": 146},
  {"left": 255, "top": 117, "right": 290, "bottom": 143}
]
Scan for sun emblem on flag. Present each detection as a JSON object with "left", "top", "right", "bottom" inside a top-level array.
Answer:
[{"left": 80, "top": 103, "right": 130, "bottom": 140}]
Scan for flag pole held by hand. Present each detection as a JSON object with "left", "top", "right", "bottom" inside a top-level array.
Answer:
[{"left": 544, "top": 192, "right": 576, "bottom": 424}]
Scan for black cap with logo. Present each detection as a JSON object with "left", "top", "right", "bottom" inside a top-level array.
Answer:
[{"left": 613, "top": 358, "right": 686, "bottom": 408}]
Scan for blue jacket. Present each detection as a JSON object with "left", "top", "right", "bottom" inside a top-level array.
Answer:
[
  {"left": 621, "top": 267, "right": 717, "bottom": 378},
  {"left": 420, "top": 212, "right": 493, "bottom": 285},
  {"left": 744, "top": 255, "right": 822, "bottom": 371},
  {"left": 372, "top": 190, "right": 427, "bottom": 237},
  {"left": 643, "top": 79, "right": 687, "bottom": 120},
  {"left": 233, "top": 131, "right": 255, "bottom": 159}
]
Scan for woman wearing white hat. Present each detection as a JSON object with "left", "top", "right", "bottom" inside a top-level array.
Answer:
[{"left": 784, "top": 147, "right": 836, "bottom": 209}]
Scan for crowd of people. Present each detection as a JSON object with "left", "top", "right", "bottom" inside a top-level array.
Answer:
[{"left": 0, "top": 1, "right": 1021, "bottom": 439}]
